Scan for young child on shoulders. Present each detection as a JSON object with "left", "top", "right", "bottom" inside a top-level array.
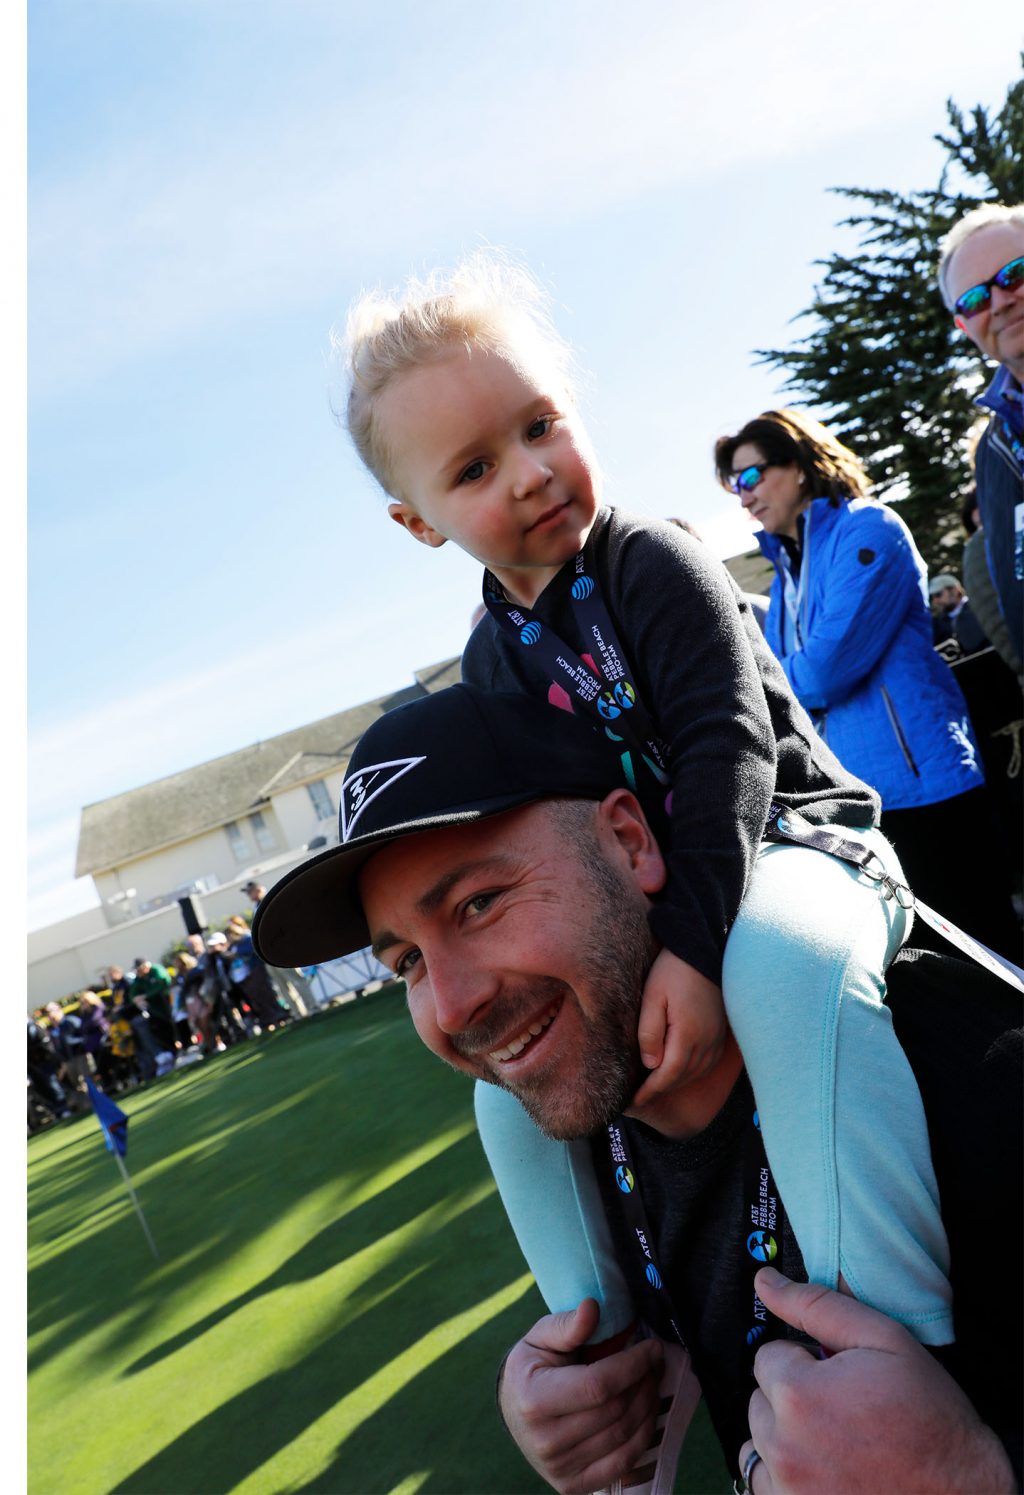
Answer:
[{"left": 337, "top": 253, "right": 954, "bottom": 1416}]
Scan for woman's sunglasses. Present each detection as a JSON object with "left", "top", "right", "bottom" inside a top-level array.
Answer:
[
  {"left": 730, "top": 462, "right": 775, "bottom": 495},
  {"left": 953, "top": 255, "right": 1024, "bottom": 320}
]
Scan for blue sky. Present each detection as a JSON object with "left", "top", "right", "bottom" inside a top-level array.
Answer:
[{"left": 26, "top": 1, "right": 1022, "bottom": 931}]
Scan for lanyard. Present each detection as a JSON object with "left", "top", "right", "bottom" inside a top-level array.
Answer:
[
  {"left": 482, "top": 541, "right": 670, "bottom": 792},
  {"left": 763, "top": 804, "right": 1024, "bottom": 994},
  {"left": 605, "top": 1111, "right": 787, "bottom": 1374}
]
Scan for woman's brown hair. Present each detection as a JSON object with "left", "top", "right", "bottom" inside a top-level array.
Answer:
[{"left": 714, "top": 408, "right": 871, "bottom": 504}]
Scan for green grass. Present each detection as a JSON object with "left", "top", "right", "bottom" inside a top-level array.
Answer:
[{"left": 28, "top": 991, "right": 731, "bottom": 1495}]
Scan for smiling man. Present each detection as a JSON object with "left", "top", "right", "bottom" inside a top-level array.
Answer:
[
  {"left": 252, "top": 685, "right": 1020, "bottom": 1494},
  {"left": 938, "top": 203, "right": 1024, "bottom": 663}
]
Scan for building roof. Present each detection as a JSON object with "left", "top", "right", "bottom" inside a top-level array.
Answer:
[{"left": 75, "top": 660, "right": 461, "bottom": 877}]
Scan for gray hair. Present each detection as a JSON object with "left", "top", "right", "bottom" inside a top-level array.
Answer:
[
  {"left": 937, "top": 202, "right": 1024, "bottom": 310},
  {"left": 337, "top": 251, "right": 579, "bottom": 501}
]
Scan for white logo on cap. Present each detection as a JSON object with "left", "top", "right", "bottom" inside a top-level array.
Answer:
[{"left": 341, "top": 756, "right": 425, "bottom": 841}]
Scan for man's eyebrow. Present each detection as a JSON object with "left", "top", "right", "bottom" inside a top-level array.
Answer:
[
  {"left": 370, "top": 928, "right": 401, "bottom": 962},
  {"left": 369, "top": 855, "right": 514, "bottom": 959}
]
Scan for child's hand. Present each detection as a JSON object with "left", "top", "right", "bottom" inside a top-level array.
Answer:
[{"left": 631, "top": 949, "right": 727, "bottom": 1105}]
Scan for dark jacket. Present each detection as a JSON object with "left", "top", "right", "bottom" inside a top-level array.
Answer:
[
  {"left": 463, "top": 505, "right": 876, "bottom": 985},
  {"left": 974, "top": 366, "right": 1024, "bottom": 657}
]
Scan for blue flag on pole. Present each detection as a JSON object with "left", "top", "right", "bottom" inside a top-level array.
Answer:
[{"left": 85, "top": 1077, "right": 129, "bottom": 1157}]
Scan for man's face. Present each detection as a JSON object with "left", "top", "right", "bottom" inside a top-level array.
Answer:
[
  {"left": 136, "top": 961, "right": 151, "bottom": 976},
  {"left": 360, "top": 798, "right": 663, "bottom": 1140},
  {"left": 45, "top": 1003, "right": 62, "bottom": 1024},
  {"left": 948, "top": 223, "right": 1024, "bottom": 378},
  {"left": 932, "top": 584, "right": 961, "bottom": 614}
]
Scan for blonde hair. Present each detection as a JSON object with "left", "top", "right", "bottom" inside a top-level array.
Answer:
[{"left": 339, "top": 251, "right": 578, "bottom": 500}]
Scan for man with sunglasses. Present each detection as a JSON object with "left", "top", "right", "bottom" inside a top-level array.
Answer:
[{"left": 938, "top": 204, "right": 1024, "bottom": 666}]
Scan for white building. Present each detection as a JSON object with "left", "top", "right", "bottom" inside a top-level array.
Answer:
[{"left": 27, "top": 660, "right": 461, "bottom": 1007}]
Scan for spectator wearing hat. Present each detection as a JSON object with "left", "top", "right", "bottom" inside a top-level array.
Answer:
[
  {"left": 929, "top": 573, "right": 988, "bottom": 655},
  {"left": 182, "top": 933, "right": 249, "bottom": 1050}
]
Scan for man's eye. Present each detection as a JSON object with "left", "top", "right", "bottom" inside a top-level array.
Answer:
[
  {"left": 466, "top": 892, "right": 496, "bottom": 916},
  {"left": 394, "top": 948, "right": 421, "bottom": 978},
  {"left": 458, "top": 460, "right": 488, "bottom": 484},
  {"left": 527, "top": 416, "right": 554, "bottom": 440}
]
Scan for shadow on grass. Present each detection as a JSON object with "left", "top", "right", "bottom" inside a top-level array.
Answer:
[
  {"left": 109, "top": 1206, "right": 548, "bottom": 1495},
  {"left": 30, "top": 996, "right": 735, "bottom": 1495},
  {"left": 28, "top": 1000, "right": 470, "bottom": 1376},
  {"left": 121, "top": 1129, "right": 491, "bottom": 1376}
]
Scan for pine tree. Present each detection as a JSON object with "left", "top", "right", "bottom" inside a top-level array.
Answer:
[{"left": 756, "top": 66, "right": 1023, "bottom": 573}]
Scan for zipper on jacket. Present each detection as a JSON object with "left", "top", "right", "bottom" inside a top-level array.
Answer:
[{"left": 880, "top": 685, "right": 920, "bottom": 777}]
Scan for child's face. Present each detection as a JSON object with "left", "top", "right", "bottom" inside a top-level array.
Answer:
[{"left": 379, "top": 342, "right": 601, "bottom": 605}]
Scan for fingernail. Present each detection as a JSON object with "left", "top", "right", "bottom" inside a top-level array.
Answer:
[
  {"left": 640, "top": 1053, "right": 658, "bottom": 1069},
  {"left": 756, "top": 1266, "right": 786, "bottom": 1288}
]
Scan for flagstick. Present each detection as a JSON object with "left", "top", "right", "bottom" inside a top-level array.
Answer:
[{"left": 112, "top": 1150, "right": 160, "bottom": 1262}]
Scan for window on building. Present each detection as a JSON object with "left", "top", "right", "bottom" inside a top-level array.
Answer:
[
  {"left": 224, "top": 820, "right": 248, "bottom": 862},
  {"left": 249, "top": 810, "right": 276, "bottom": 852},
  {"left": 307, "top": 780, "right": 334, "bottom": 821}
]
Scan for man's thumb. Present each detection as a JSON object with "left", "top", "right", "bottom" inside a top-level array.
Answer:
[
  {"left": 754, "top": 1267, "right": 905, "bottom": 1355},
  {"left": 525, "top": 1298, "right": 603, "bottom": 1359}
]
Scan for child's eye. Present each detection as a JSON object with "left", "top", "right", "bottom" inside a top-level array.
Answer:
[
  {"left": 527, "top": 416, "right": 555, "bottom": 440},
  {"left": 457, "top": 460, "right": 488, "bottom": 485}
]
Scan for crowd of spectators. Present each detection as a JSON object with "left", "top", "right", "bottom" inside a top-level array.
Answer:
[{"left": 27, "top": 905, "right": 321, "bottom": 1133}]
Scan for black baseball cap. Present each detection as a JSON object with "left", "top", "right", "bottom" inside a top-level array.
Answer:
[{"left": 251, "top": 684, "right": 645, "bottom": 968}]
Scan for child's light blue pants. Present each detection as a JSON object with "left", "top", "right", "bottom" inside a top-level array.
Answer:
[{"left": 474, "top": 829, "right": 954, "bottom": 1347}]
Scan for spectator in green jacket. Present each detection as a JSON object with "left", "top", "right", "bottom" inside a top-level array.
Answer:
[{"left": 130, "top": 959, "right": 177, "bottom": 1068}]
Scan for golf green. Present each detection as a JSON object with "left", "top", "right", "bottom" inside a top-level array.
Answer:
[{"left": 28, "top": 992, "right": 730, "bottom": 1494}]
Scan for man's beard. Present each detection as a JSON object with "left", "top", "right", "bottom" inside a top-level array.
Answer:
[{"left": 452, "top": 842, "right": 658, "bottom": 1140}]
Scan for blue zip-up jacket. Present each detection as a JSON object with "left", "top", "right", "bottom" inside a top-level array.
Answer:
[
  {"left": 757, "top": 497, "right": 984, "bottom": 811},
  {"left": 975, "top": 365, "right": 1024, "bottom": 656}
]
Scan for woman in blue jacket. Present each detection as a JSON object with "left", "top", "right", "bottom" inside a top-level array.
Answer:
[{"left": 715, "top": 408, "right": 1018, "bottom": 959}]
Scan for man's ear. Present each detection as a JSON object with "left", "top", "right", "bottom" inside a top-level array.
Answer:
[
  {"left": 388, "top": 502, "right": 448, "bottom": 549},
  {"left": 597, "top": 788, "right": 667, "bottom": 895}
]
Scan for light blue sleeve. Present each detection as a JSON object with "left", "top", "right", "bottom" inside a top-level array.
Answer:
[{"left": 473, "top": 1082, "right": 635, "bottom": 1343}]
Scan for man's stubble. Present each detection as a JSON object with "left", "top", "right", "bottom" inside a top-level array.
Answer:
[{"left": 454, "top": 804, "right": 658, "bottom": 1140}]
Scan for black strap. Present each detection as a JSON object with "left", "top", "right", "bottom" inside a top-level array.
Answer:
[
  {"left": 482, "top": 537, "right": 669, "bottom": 793},
  {"left": 605, "top": 1113, "right": 787, "bottom": 1374}
]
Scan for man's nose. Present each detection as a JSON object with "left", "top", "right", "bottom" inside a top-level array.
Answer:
[
  {"left": 428, "top": 951, "right": 499, "bottom": 1035},
  {"left": 990, "top": 279, "right": 1021, "bottom": 313}
]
